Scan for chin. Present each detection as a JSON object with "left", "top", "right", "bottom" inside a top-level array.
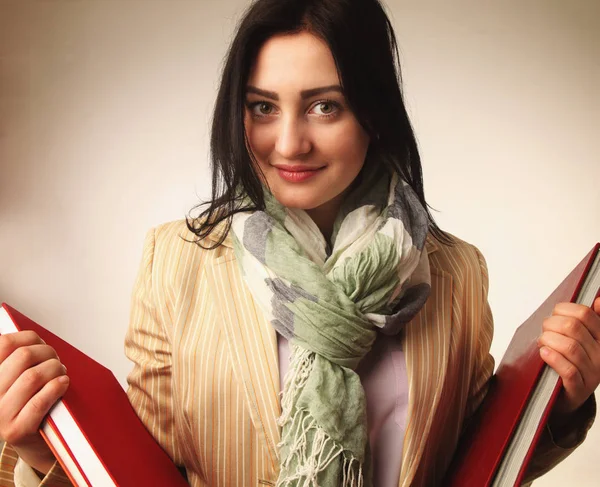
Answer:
[{"left": 270, "top": 191, "right": 326, "bottom": 211}]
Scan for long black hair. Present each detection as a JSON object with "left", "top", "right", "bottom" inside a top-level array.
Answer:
[{"left": 186, "top": 0, "right": 454, "bottom": 248}]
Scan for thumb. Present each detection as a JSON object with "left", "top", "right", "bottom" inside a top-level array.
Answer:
[{"left": 594, "top": 296, "right": 600, "bottom": 315}]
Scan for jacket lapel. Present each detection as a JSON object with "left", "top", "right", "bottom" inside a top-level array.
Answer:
[
  {"left": 399, "top": 236, "right": 453, "bottom": 487},
  {"left": 205, "top": 250, "right": 281, "bottom": 474}
]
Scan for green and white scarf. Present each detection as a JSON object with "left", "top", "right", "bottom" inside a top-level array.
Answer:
[{"left": 230, "top": 164, "right": 431, "bottom": 486}]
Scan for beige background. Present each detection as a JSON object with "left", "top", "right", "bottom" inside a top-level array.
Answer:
[{"left": 0, "top": 0, "right": 598, "bottom": 484}]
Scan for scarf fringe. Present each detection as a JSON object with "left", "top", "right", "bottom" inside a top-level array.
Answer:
[
  {"left": 276, "top": 345, "right": 364, "bottom": 487},
  {"left": 278, "top": 345, "right": 314, "bottom": 425}
]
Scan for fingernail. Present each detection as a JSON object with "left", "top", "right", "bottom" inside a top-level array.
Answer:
[
  {"left": 540, "top": 346, "right": 550, "bottom": 357},
  {"left": 59, "top": 375, "right": 69, "bottom": 384}
]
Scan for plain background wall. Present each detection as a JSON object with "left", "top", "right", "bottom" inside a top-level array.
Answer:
[{"left": 0, "top": 0, "right": 598, "bottom": 484}]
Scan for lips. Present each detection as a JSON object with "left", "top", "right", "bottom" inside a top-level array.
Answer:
[
  {"left": 273, "top": 165, "right": 324, "bottom": 172},
  {"left": 274, "top": 165, "right": 325, "bottom": 183}
]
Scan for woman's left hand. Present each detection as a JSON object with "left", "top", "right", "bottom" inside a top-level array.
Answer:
[{"left": 538, "top": 296, "right": 600, "bottom": 419}]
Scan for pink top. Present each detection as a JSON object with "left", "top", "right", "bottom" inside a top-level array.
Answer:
[{"left": 277, "top": 332, "right": 408, "bottom": 486}]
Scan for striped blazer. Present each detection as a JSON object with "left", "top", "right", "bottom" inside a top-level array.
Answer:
[{"left": 0, "top": 219, "right": 591, "bottom": 487}]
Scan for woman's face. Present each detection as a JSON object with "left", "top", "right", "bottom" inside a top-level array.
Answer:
[{"left": 244, "top": 31, "right": 370, "bottom": 228}]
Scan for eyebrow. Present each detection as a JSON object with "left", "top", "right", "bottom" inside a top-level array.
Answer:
[{"left": 245, "top": 85, "right": 343, "bottom": 100}]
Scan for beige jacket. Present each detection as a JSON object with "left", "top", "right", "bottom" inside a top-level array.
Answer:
[{"left": 0, "top": 220, "right": 593, "bottom": 486}]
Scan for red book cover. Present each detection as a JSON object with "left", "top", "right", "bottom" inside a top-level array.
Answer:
[
  {"left": 0, "top": 303, "right": 189, "bottom": 487},
  {"left": 445, "top": 243, "right": 600, "bottom": 486}
]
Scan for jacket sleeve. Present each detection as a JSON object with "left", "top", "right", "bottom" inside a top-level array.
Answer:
[
  {"left": 0, "top": 431, "right": 72, "bottom": 486},
  {"left": 521, "top": 394, "right": 595, "bottom": 485},
  {"left": 463, "top": 246, "right": 495, "bottom": 423},
  {"left": 465, "top": 246, "right": 596, "bottom": 486},
  {"left": 124, "top": 227, "right": 185, "bottom": 467}
]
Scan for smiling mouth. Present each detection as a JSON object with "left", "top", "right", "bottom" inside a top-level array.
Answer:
[{"left": 275, "top": 166, "right": 325, "bottom": 182}]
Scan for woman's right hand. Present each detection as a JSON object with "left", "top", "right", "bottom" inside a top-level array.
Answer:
[{"left": 0, "top": 330, "right": 70, "bottom": 475}]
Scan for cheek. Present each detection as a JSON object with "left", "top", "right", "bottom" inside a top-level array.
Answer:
[
  {"left": 320, "top": 123, "right": 369, "bottom": 163},
  {"left": 244, "top": 122, "right": 274, "bottom": 160}
]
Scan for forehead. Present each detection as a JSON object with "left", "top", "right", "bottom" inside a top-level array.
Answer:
[{"left": 247, "top": 31, "right": 341, "bottom": 91}]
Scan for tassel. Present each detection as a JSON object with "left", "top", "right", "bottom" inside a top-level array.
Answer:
[{"left": 276, "top": 344, "right": 364, "bottom": 487}]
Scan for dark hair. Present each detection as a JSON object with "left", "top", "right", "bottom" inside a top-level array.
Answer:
[{"left": 186, "top": 0, "right": 454, "bottom": 248}]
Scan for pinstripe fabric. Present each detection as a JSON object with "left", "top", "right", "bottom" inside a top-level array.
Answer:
[
  {"left": 0, "top": 443, "right": 17, "bottom": 487},
  {"left": 399, "top": 244, "right": 495, "bottom": 486},
  {"left": 124, "top": 221, "right": 280, "bottom": 486},
  {"left": 1, "top": 218, "right": 588, "bottom": 487},
  {"left": 0, "top": 443, "right": 72, "bottom": 487}
]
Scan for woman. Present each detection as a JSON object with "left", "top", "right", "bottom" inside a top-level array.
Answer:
[{"left": 1, "top": 0, "right": 598, "bottom": 486}]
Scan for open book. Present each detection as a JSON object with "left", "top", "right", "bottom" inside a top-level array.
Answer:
[
  {"left": 0, "top": 304, "right": 189, "bottom": 487},
  {"left": 445, "top": 243, "right": 600, "bottom": 487}
]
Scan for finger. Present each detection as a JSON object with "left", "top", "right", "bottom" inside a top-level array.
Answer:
[
  {"left": 541, "top": 315, "right": 600, "bottom": 366},
  {"left": 0, "top": 331, "right": 46, "bottom": 363},
  {"left": 538, "top": 330, "right": 593, "bottom": 379},
  {"left": 0, "top": 359, "right": 67, "bottom": 422},
  {"left": 552, "top": 302, "right": 600, "bottom": 342},
  {"left": 593, "top": 296, "right": 600, "bottom": 316},
  {"left": 0, "top": 345, "right": 60, "bottom": 396},
  {"left": 3, "top": 375, "right": 69, "bottom": 445},
  {"left": 540, "top": 346, "right": 587, "bottom": 413}
]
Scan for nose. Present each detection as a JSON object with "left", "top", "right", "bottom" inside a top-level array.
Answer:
[{"left": 275, "top": 115, "right": 311, "bottom": 159}]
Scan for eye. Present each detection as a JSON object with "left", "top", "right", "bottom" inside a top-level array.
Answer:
[
  {"left": 310, "top": 100, "right": 341, "bottom": 118},
  {"left": 246, "top": 101, "right": 276, "bottom": 118},
  {"left": 256, "top": 102, "right": 273, "bottom": 115},
  {"left": 315, "top": 102, "right": 334, "bottom": 114}
]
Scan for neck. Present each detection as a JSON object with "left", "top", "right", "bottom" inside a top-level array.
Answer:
[
  {"left": 305, "top": 207, "right": 335, "bottom": 244},
  {"left": 304, "top": 175, "right": 365, "bottom": 244},
  {"left": 304, "top": 189, "right": 348, "bottom": 245}
]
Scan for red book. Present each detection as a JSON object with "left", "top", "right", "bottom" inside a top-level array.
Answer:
[
  {"left": 0, "top": 304, "right": 189, "bottom": 487},
  {"left": 445, "top": 243, "right": 600, "bottom": 487}
]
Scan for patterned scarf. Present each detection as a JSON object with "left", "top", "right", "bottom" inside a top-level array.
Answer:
[{"left": 230, "top": 164, "right": 431, "bottom": 486}]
